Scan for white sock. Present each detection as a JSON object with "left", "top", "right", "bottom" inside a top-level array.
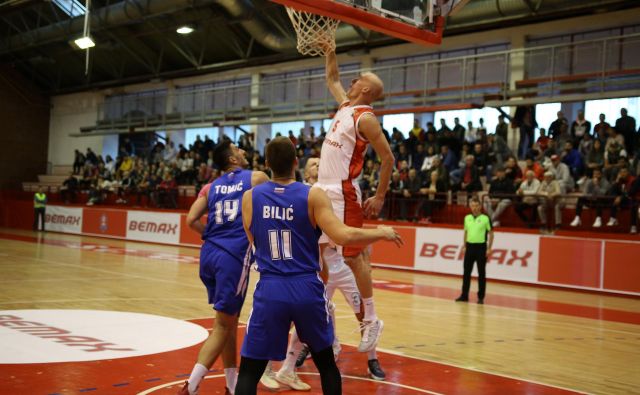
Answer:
[
  {"left": 363, "top": 297, "right": 377, "bottom": 321},
  {"left": 367, "top": 349, "right": 377, "bottom": 360},
  {"left": 281, "top": 331, "right": 303, "bottom": 373},
  {"left": 224, "top": 367, "right": 237, "bottom": 393},
  {"left": 187, "top": 363, "right": 208, "bottom": 394}
]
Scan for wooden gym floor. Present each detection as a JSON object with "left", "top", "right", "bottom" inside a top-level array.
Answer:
[{"left": 0, "top": 228, "right": 638, "bottom": 394}]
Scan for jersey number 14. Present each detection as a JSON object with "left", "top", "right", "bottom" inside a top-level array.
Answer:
[{"left": 214, "top": 199, "right": 239, "bottom": 224}]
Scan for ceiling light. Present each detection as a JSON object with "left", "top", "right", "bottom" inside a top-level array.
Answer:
[
  {"left": 176, "top": 26, "right": 194, "bottom": 35},
  {"left": 74, "top": 36, "right": 95, "bottom": 49}
]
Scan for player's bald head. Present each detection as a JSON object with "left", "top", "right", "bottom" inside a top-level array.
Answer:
[
  {"left": 266, "top": 136, "right": 297, "bottom": 178},
  {"left": 360, "top": 72, "right": 384, "bottom": 101}
]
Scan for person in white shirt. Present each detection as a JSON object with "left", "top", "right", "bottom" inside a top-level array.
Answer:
[{"left": 515, "top": 170, "right": 541, "bottom": 228}]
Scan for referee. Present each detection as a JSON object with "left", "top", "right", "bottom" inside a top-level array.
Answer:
[{"left": 455, "top": 197, "right": 493, "bottom": 304}]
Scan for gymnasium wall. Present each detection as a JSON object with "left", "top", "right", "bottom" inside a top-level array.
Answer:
[
  {"left": 1, "top": 202, "right": 638, "bottom": 296},
  {"left": 45, "top": 8, "right": 640, "bottom": 166},
  {"left": 0, "top": 65, "right": 50, "bottom": 189}
]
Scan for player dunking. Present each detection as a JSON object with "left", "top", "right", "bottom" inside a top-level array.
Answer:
[
  {"left": 179, "top": 141, "right": 269, "bottom": 395},
  {"left": 317, "top": 48, "right": 394, "bottom": 352},
  {"left": 234, "top": 137, "right": 402, "bottom": 395}
]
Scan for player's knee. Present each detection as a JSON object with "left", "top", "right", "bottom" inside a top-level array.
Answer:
[{"left": 214, "top": 311, "right": 238, "bottom": 331}]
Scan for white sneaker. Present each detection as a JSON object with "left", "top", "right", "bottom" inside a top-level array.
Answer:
[
  {"left": 607, "top": 218, "right": 618, "bottom": 227},
  {"left": 570, "top": 216, "right": 581, "bottom": 227},
  {"left": 259, "top": 364, "right": 280, "bottom": 390},
  {"left": 493, "top": 221, "right": 500, "bottom": 228},
  {"left": 631, "top": 225, "right": 638, "bottom": 234},
  {"left": 275, "top": 370, "right": 311, "bottom": 391},
  {"left": 593, "top": 217, "right": 602, "bottom": 228},
  {"left": 358, "top": 319, "right": 384, "bottom": 353}
]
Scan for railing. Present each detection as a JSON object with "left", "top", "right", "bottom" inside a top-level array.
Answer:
[{"left": 89, "top": 32, "right": 640, "bottom": 132}]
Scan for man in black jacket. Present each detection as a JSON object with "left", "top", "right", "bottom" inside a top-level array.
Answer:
[{"left": 483, "top": 167, "right": 516, "bottom": 227}]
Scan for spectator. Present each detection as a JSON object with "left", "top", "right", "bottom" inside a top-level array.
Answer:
[
  {"left": 629, "top": 175, "right": 640, "bottom": 234},
  {"left": 465, "top": 121, "right": 477, "bottom": 144},
  {"left": 605, "top": 126, "right": 625, "bottom": 151},
  {"left": 513, "top": 105, "right": 536, "bottom": 159},
  {"left": 504, "top": 156, "right": 523, "bottom": 186},
  {"left": 157, "top": 172, "right": 178, "bottom": 208},
  {"left": 549, "top": 154, "right": 574, "bottom": 193},
  {"left": 289, "top": 130, "right": 298, "bottom": 146},
  {"left": 524, "top": 155, "right": 544, "bottom": 181},
  {"left": 119, "top": 155, "right": 134, "bottom": 175},
  {"left": 561, "top": 141, "right": 584, "bottom": 178},
  {"left": 537, "top": 171, "right": 563, "bottom": 230},
  {"left": 85, "top": 148, "right": 98, "bottom": 166},
  {"left": 603, "top": 140, "right": 628, "bottom": 181},
  {"left": 438, "top": 119, "right": 452, "bottom": 134},
  {"left": 400, "top": 169, "right": 422, "bottom": 221},
  {"left": 458, "top": 155, "right": 482, "bottom": 193},
  {"left": 73, "top": 149, "right": 85, "bottom": 174},
  {"left": 570, "top": 168, "right": 611, "bottom": 228},
  {"left": 33, "top": 186, "right": 47, "bottom": 231},
  {"left": 615, "top": 108, "right": 636, "bottom": 155},
  {"left": 472, "top": 142, "right": 490, "bottom": 179},
  {"left": 116, "top": 171, "right": 134, "bottom": 204},
  {"left": 484, "top": 167, "right": 516, "bottom": 227},
  {"left": 425, "top": 121, "right": 436, "bottom": 135},
  {"left": 412, "top": 143, "right": 427, "bottom": 171},
  {"left": 410, "top": 119, "right": 425, "bottom": 142},
  {"left": 487, "top": 133, "right": 511, "bottom": 167},
  {"left": 387, "top": 171, "right": 404, "bottom": 220},
  {"left": 424, "top": 130, "right": 439, "bottom": 153},
  {"left": 163, "top": 141, "right": 177, "bottom": 162},
  {"left": 395, "top": 144, "right": 411, "bottom": 168},
  {"left": 607, "top": 167, "right": 635, "bottom": 227},
  {"left": 86, "top": 176, "right": 104, "bottom": 206},
  {"left": 105, "top": 155, "right": 115, "bottom": 174},
  {"left": 535, "top": 128, "right": 551, "bottom": 153},
  {"left": 495, "top": 115, "right": 509, "bottom": 143},
  {"left": 60, "top": 172, "right": 78, "bottom": 204},
  {"left": 579, "top": 132, "right": 594, "bottom": 159},
  {"left": 515, "top": 170, "right": 541, "bottom": 228},
  {"left": 477, "top": 118, "right": 487, "bottom": 136},
  {"left": 418, "top": 169, "right": 447, "bottom": 224},
  {"left": 570, "top": 109, "right": 591, "bottom": 143},
  {"left": 196, "top": 163, "right": 213, "bottom": 191},
  {"left": 441, "top": 145, "right": 458, "bottom": 173},
  {"left": 548, "top": 111, "right": 568, "bottom": 139},
  {"left": 420, "top": 145, "right": 439, "bottom": 172},
  {"left": 452, "top": 118, "right": 465, "bottom": 141},
  {"left": 586, "top": 139, "right": 605, "bottom": 177},
  {"left": 593, "top": 113, "right": 610, "bottom": 142}
]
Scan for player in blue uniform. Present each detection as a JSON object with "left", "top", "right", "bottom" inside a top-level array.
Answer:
[
  {"left": 235, "top": 137, "right": 402, "bottom": 395},
  {"left": 179, "top": 140, "right": 269, "bottom": 395}
]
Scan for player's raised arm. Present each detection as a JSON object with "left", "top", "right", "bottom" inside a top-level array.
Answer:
[
  {"left": 241, "top": 189, "right": 254, "bottom": 244},
  {"left": 325, "top": 49, "right": 348, "bottom": 104},
  {"left": 359, "top": 114, "right": 395, "bottom": 217},
  {"left": 309, "top": 187, "right": 402, "bottom": 247}
]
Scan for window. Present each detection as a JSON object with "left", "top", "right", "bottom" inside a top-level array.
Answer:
[
  {"left": 434, "top": 107, "right": 509, "bottom": 135},
  {"left": 585, "top": 97, "right": 640, "bottom": 129},
  {"left": 271, "top": 121, "right": 305, "bottom": 139},
  {"left": 53, "top": 0, "right": 85, "bottom": 17},
  {"left": 382, "top": 113, "right": 415, "bottom": 137},
  {"left": 536, "top": 102, "right": 562, "bottom": 139},
  {"left": 185, "top": 127, "right": 218, "bottom": 148}
]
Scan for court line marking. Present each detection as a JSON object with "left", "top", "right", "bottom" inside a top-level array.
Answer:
[
  {"left": 339, "top": 341, "right": 587, "bottom": 394},
  {"left": 136, "top": 373, "right": 442, "bottom": 395},
  {"left": 0, "top": 297, "right": 203, "bottom": 305}
]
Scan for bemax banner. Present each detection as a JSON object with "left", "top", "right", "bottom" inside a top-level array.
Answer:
[{"left": 414, "top": 228, "right": 540, "bottom": 283}]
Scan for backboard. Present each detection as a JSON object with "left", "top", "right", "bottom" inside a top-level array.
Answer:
[{"left": 270, "top": 0, "right": 469, "bottom": 46}]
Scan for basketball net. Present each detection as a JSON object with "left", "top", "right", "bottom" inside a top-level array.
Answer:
[{"left": 285, "top": 7, "right": 340, "bottom": 57}]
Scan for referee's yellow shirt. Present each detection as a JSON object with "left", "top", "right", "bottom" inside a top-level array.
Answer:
[{"left": 464, "top": 214, "right": 491, "bottom": 244}]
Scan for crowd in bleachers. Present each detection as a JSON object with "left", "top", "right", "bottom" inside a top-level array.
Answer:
[{"left": 59, "top": 107, "right": 640, "bottom": 232}]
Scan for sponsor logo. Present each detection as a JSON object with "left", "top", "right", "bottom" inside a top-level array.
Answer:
[
  {"left": 419, "top": 243, "right": 533, "bottom": 267},
  {"left": 0, "top": 310, "right": 208, "bottom": 364},
  {"left": 0, "top": 315, "right": 134, "bottom": 353},
  {"left": 46, "top": 214, "right": 81, "bottom": 226},
  {"left": 128, "top": 221, "right": 178, "bottom": 234},
  {"left": 324, "top": 138, "right": 343, "bottom": 149}
]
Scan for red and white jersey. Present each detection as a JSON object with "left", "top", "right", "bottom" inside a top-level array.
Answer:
[{"left": 318, "top": 101, "right": 374, "bottom": 182}]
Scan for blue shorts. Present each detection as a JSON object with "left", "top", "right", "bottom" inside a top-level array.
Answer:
[
  {"left": 199, "top": 242, "right": 250, "bottom": 316},
  {"left": 241, "top": 273, "right": 334, "bottom": 361}
]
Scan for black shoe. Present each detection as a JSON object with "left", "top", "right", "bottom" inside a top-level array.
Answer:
[
  {"left": 455, "top": 296, "right": 468, "bottom": 302},
  {"left": 478, "top": 298, "right": 484, "bottom": 304},
  {"left": 295, "top": 345, "right": 309, "bottom": 368},
  {"left": 368, "top": 359, "right": 386, "bottom": 381}
]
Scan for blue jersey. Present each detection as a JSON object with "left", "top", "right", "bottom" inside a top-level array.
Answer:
[
  {"left": 202, "top": 169, "right": 253, "bottom": 258},
  {"left": 251, "top": 181, "right": 322, "bottom": 276}
]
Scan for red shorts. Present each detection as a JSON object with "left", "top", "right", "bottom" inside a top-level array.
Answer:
[{"left": 315, "top": 179, "right": 364, "bottom": 257}]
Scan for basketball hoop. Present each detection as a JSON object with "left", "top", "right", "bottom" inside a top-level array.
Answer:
[{"left": 285, "top": 7, "right": 340, "bottom": 57}]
